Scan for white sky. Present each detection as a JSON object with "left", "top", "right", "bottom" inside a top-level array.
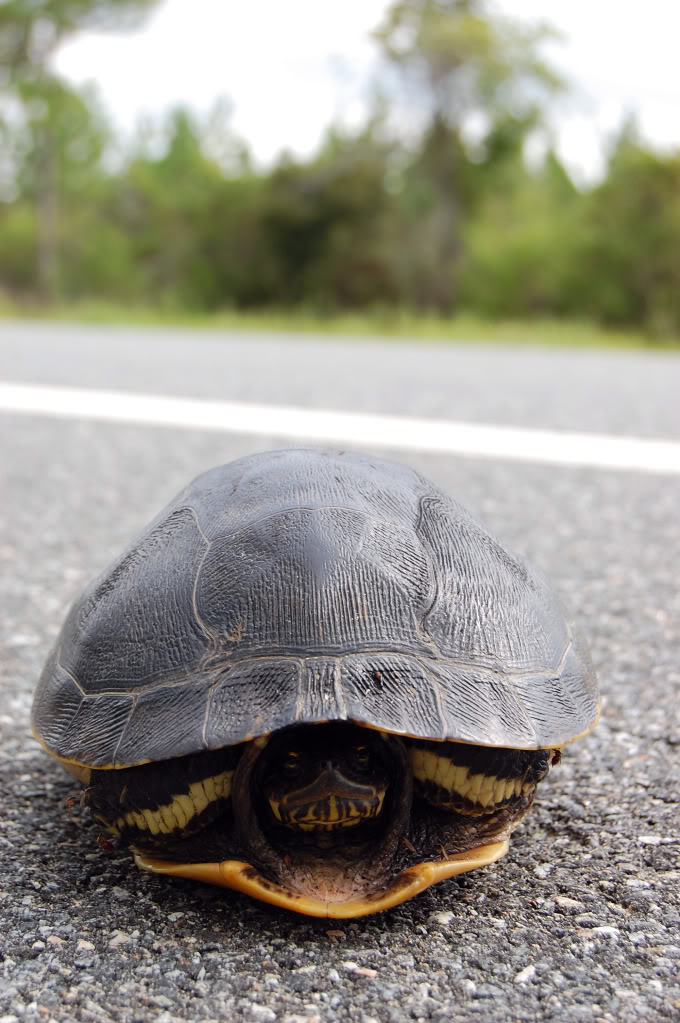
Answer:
[{"left": 54, "top": 0, "right": 680, "bottom": 182}]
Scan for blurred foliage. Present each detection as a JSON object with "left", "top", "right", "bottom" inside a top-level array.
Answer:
[
  {"left": 0, "top": 0, "right": 160, "bottom": 72},
  {"left": 0, "top": 0, "right": 161, "bottom": 296},
  {"left": 1, "top": 0, "right": 680, "bottom": 339},
  {"left": 373, "top": 0, "right": 563, "bottom": 310}
]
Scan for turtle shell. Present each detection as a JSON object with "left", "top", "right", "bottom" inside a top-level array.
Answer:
[{"left": 32, "top": 448, "right": 599, "bottom": 769}]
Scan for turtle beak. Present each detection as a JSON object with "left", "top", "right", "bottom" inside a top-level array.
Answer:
[
  {"left": 269, "top": 764, "right": 385, "bottom": 831},
  {"left": 282, "top": 765, "right": 377, "bottom": 808}
]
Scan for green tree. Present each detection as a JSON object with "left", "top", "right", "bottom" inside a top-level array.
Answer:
[
  {"left": 106, "top": 108, "right": 210, "bottom": 306},
  {"left": 0, "top": 0, "right": 162, "bottom": 298},
  {"left": 573, "top": 127, "right": 680, "bottom": 336},
  {"left": 374, "top": 0, "right": 563, "bottom": 310},
  {"left": 259, "top": 123, "right": 397, "bottom": 309},
  {"left": 458, "top": 148, "right": 581, "bottom": 318}
]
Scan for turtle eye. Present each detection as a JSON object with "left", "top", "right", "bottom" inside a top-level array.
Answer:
[
  {"left": 283, "top": 751, "right": 302, "bottom": 774},
  {"left": 352, "top": 744, "right": 371, "bottom": 768}
]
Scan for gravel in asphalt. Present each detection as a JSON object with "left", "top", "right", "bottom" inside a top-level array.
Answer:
[{"left": 2, "top": 405, "right": 679, "bottom": 1022}]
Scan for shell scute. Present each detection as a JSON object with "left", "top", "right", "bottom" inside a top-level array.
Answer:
[
  {"left": 50, "top": 692, "right": 134, "bottom": 765},
  {"left": 195, "top": 507, "right": 433, "bottom": 659},
  {"left": 417, "top": 498, "right": 569, "bottom": 673},
  {"left": 57, "top": 507, "right": 211, "bottom": 696},
  {"left": 32, "top": 652, "right": 84, "bottom": 754},
  {"left": 113, "top": 683, "right": 212, "bottom": 766},
  {"left": 204, "top": 658, "right": 302, "bottom": 749}
]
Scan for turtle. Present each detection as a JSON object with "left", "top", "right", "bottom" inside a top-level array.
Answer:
[{"left": 32, "top": 448, "right": 599, "bottom": 918}]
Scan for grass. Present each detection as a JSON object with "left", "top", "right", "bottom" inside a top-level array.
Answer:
[{"left": 1, "top": 296, "right": 677, "bottom": 349}]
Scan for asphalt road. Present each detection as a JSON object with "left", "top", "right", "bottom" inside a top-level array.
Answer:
[
  {"left": 1, "top": 320, "right": 680, "bottom": 439},
  {"left": 1, "top": 323, "right": 679, "bottom": 1022}
]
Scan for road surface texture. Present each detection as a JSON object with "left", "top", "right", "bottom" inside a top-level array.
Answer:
[{"left": 1, "top": 323, "right": 679, "bottom": 1023}]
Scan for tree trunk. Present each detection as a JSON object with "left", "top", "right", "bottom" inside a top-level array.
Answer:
[
  {"left": 36, "top": 127, "right": 58, "bottom": 301},
  {"left": 420, "top": 115, "right": 460, "bottom": 313}
]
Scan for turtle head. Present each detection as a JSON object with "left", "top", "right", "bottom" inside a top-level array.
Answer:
[{"left": 260, "top": 725, "right": 389, "bottom": 832}]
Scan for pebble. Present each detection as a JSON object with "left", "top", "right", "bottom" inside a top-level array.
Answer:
[
  {"left": 477, "top": 983, "right": 504, "bottom": 999},
  {"left": 247, "top": 1005, "right": 276, "bottom": 1023},
  {"left": 151, "top": 996, "right": 173, "bottom": 1009},
  {"left": 514, "top": 965, "right": 537, "bottom": 984},
  {"left": 341, "top": 961, "right": 377, "bottom": 978},
  {"left": 574, "top": 913, "right": 600, "bottom": 928},
  {"left": 555, "top": 896, "right": 583, "bottom": 911},
  {"left": 108, "top": 930, "right": 132, "bottom": 947},
  {"left": 430, "top": 911, "right": 455, "bottom": 926}
]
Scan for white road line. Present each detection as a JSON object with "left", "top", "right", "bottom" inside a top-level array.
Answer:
[{"left": 1, "top": 381, "right": 679, "bottom": 475}]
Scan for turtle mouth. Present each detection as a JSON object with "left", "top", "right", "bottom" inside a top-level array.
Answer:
[{"left": 267, "top": 766, "right": 386, "bottom": 831}]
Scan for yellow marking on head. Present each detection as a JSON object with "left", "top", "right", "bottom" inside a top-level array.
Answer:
[
  {"left": 113, "top": 770, "right": 233, "bottom": 836},
  {"left": 268, "top": 796, "right": 283, "bottom": 823},
  {"left": 270, "top": 789, "right": 386, "bottom": 832},
  {"left": 294, "top": 816, "right": 364, "bottom": 832}
]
